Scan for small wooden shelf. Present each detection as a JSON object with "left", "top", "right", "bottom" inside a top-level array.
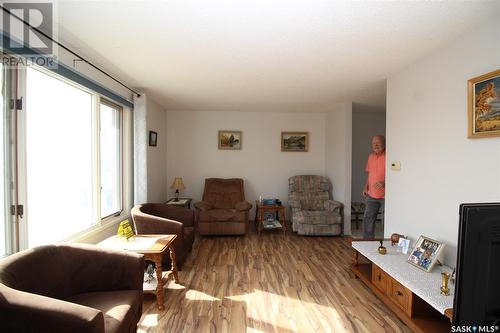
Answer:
[
  {"left": 143, "top": 270, "right": 171, "bottom": 292},
  {"left": 254, "top": 201, "right": 286, "bottom": 235}
]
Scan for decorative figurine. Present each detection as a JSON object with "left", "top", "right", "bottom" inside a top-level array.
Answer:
[
  {"left": 117, "top": 219, "right": 135, "bottom": 241},
  {"left": 378, "top": 240, "right": 387, "bottom": 255},
  {"left": 145, "top": 264, "right": 156, "bottom": 283},
  {"left": 390, "top": 233, "right": 405, "bottom": 246},
  {"left": 450, "top": 268, "right": 456, "bottom": 285},
  {"left": 440, "top": 272, "right": 450, "bottom": 296}
]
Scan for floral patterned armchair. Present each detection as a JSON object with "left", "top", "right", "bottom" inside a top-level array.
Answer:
[{"left": 288, "top": 175, "right": 343, "bottom": 235}]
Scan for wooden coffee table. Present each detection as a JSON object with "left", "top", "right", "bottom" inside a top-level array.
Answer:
[{"left": 99, "top": 234, "right": 179, "bottom": 310}]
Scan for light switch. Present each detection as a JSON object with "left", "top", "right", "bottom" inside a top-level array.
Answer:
[{"left": 391, "top": 161, "right": 401, "bottom": 171}]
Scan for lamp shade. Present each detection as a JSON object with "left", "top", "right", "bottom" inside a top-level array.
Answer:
[{"left": 170, "top": 177, "right": 186, "bottom": 190}]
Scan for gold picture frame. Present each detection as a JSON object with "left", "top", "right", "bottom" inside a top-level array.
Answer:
[
  {"left": 468, "top": 69, "right": 500, "bottom": 138},
  {"left": 407, "top": 235, "right": 445, "bottom": 273},
  {"left": 281, "top": 132, "right": 309, "bottom": 152},
  {"left": 218, "top": 130, "right": 242, "bottom": 150}
]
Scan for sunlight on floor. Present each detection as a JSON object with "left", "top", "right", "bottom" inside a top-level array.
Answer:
[
  {"left": 185, "top": 289, "right": 221, "bottom": 301},
  {"left": 138, "top": 314, "right": 158, "bottom": 331},
  {"left": 227, "top": 289, "right": 349, "bottom": 333},
  {"left": 166, "top": 280, "right": 185, "bottom": 290}
]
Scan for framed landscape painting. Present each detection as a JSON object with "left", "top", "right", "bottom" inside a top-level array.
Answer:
[
  {"left": 281, "top": 132, "right": 308, "bottom": 152},
  {"left": 218, "top": 130, "right": 242, "bottom": 150},
  {"left": 468, "top": 69, "right": 500, "bottom": 138}
]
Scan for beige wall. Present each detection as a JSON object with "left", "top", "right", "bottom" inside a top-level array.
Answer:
[
  {"left": 385, "top": 17, "right": 500, "bottom": 266},
  {"left": 146, "top": 98, "right": 168, "bottom": 203},
  {"left": 165, "top": 110, "right": 328, "bottom": 217}
]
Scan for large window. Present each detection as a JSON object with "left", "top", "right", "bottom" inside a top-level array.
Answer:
[{"left": 22, "top": 67, "right": 124, "bottom": 247}]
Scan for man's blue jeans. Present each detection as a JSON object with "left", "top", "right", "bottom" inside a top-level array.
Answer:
[{"left": 363, "top": 196, "right": 384, "bottom": 239}]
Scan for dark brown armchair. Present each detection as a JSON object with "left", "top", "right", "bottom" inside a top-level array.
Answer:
[
  {"left": 194, "top": 178, "right": 252, "bottom": 235},
  {"left": 131, "top": 203, "right": 194, "bottom": 269},
  {"left": 0, "top": 243, "right": 144, "bottom": 333}
]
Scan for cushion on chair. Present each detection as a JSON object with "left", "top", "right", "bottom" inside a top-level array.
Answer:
[
  {"left": 297, "top": 223, "right": 342, "bottom": 236},
  {"left": 293, "top": 210, "right": 342, "bottom": 225},
  {"left": 234, "top": 201, "right": 252, "bottom": 211},
  {"left": 198, "top": 209, "right": 247, "bottom": 222},
  {"left": 66, "top": 290, "right": 142, "bottom": 333},
  {"left": 203, "top": 178, "right": 245, "bottom": 209},
  {"left": 288, "top": 175, "right": 330, "bottom": 193},
  {"left": 291, "top": 192, "right": 329, "bottom": 210}
]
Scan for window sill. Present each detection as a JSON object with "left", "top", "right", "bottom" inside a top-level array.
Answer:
[{"left": 63, "top": 214, "right": 131, "bottom": 245}]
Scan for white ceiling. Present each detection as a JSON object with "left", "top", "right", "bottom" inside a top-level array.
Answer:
[{"left": 57, "top": 0, "right": 500, "bottom": 111}]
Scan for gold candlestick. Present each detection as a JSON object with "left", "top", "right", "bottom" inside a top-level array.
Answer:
[
  {"left": 378, "top": 240, "right": 387, "bottom": 255},
  {"left": 440, "top": 272, "right": 450, "bottom": 296}
]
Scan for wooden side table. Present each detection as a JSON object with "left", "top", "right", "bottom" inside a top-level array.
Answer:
[
  {"left": 98, "top": 234, "right": 179, "bottom": 310},
  {"left": 166, "top": 197, "right": 192, "bottom": 209},
  {"left": 254, "top": 201, "right": 286, "bottom": 235}
]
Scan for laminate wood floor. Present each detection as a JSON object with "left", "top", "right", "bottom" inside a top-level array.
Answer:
[{"left": 138, "top": 229, "right": 413, "bottom": 333}]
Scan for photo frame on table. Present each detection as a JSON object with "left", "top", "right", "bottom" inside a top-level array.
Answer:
[
  {"left": 218, "top": 130, "right": 242, "bottom": 150},
  {"left": 149, "top": 131, "right": 157, "bottom": 147},
  {"left": 281, "top": 131, "right": 309, "bottom": 152},
  {"left": 468, "top": 69, "right": 500, "bottom": 138},
  {"left": 398, "top": 238, "right": 411, "bottom": 255},
  {"left": 407, "top": 235, "right": 445, "bottom": 272}
]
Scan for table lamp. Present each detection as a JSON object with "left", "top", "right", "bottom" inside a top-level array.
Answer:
[{"left": 170, "top": 177, "right": 186, "bottom": 201}]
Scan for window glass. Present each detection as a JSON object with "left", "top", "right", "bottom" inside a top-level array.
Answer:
[
  {"left": 100, "top": 102, "right": 121, "bottom": 218},
  {"left": 26, "top": 67, "right": 93, "bottom": 247}
]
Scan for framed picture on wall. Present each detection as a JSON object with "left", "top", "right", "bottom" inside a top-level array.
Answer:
[
  {"left": 468, "top": 69, "right": 500, "bottom": 138},
  {"left": 407, "top": 235, "right": 445, "bottom": 272},
  {"left": 218, "top": 130, "right": 242, "bottom": 150},
  {"left": 149, "top": 131, "right": 158, "bottom": 147},
  {"left": 281, "top": 132, "right": 308, "bottom": 152}
]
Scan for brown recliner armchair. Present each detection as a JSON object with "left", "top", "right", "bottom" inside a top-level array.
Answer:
[
  {"left": 131, "top": 203, "right": 194, "bottom": 269},
  {"left": 0, "top": 243, "right": 144, "bottom": 333},
  {"left": 195, "top": 178, "right": 252, "bottom": 235}
]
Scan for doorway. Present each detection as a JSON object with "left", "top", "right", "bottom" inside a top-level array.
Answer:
[{"left": 350, "top": 104, "right": 386, "bottom": 238}]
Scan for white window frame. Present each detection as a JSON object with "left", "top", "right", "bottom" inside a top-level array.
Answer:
[
  {"left": 15, "top": 65, "right": 133, "bottom": 249},
  {"left": 99, "top": 98, "right": 124, "bottom": 220}
]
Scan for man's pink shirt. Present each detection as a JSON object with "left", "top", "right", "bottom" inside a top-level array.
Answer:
[{"left": 365, "top": 151, "right": 386, "bottom": 199}]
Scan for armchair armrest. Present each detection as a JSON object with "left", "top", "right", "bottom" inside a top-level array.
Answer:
[
  {"left": 194, "top": 201, "right": 213, "bottom": 211},
  {"left": 234, "top": 200, "right": 252, "bottom": 211},
  {"left": 132, "top": 210, "right": 184, "bottom": 236},
  {"left": 324, "top": 200, "right": 343, "bottom": 213},
  {"left": 0, "top": 284, "right": 105, "bottom": 333}
]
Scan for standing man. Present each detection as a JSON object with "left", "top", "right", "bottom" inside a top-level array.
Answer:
[{"left": 362, "top": 135, "right": 386, "bottom": 239}]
